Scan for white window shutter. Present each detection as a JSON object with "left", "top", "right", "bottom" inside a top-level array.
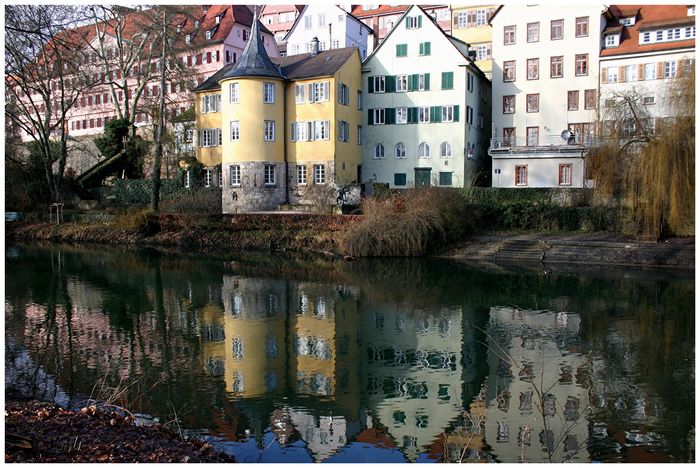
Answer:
[
  {"left": 308, "top": 121, "right": 314, "bottom": 141},
  {"left": 201, "top": 96, "right": 206, "bottom": 112},
  {"left": 325, "top": 120, "right": 330, "bottom": 139},
  {"left": 308, "top": 83, "right": 315, "bottom": 102},
  {"left": 324, "top": 81, "right": 330, "bottom": 101},
  {"left": 291, "top": 122, "right": 296, "bottom": 141}
]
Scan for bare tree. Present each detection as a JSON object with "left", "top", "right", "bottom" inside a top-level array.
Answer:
[{"left": 5, "top": 5, "right": 98, "bottom": 202}]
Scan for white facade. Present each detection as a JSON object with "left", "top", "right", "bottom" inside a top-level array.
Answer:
[
  {"left": 490, "top": 5, "right": 607, "bottom": 188},
  {"left": 284, "top": 5, "right": 372, "bottom": 59},
  {"left": 362, "top": 5, "right": 491, "bottom": 189}
]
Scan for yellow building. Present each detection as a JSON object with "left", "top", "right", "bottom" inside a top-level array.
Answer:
[
  {"left": 450, "top": 5, "right": 498, "bottom": 79},
  {"left": 194, "top": 13, "right": 363, "bottom": 213}
]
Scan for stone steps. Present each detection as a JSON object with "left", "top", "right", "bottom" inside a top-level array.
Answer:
[
  {"left": 495, "top": 240, "right": 546, "bottom": 264},
  {"left": 277, "top": 204, "right": 315, "bottom": 212}
]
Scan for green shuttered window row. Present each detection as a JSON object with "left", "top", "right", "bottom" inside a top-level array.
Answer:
[
  {"left": 368, "top": 105, "right": 459, "bottom": 125},
  {"left": 368, "top": 74, "right": 431, "bottom": 93}
]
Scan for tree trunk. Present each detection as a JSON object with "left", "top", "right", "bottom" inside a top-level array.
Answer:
[{"left": 150, "top": 19, "right": 167, "bottom": 212}]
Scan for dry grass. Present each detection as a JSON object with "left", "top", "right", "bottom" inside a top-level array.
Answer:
[{"left": 341, "top": 188, "right": 472, "bottom": 257}]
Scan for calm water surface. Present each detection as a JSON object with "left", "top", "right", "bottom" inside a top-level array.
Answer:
[{"left": 5, "top": 244, "right": 694, "bottom": 463}]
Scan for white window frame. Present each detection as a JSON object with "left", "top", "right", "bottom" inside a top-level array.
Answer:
[
  {"left": 664, "top": 61, "right": 677, "bottom": 78},
  {"left": 419, "top": 107, "right": 430, "bottom": 123},
  {"left": 607, "top": 66, "right": 619, "bottom": 83},
  {"left": 295, "top": 84, "right": 305, "bottom": 103},
  {"left": 373, "top": 76, "right": 385, "bottom": 93},
  {"left": 396, "top": 74, "right": 408, "bottom": 92},
  {"left": 264, "top": 120, "right": 275, "bottom": 141},
  {"left": 357, "top": 90, "right": 362, "bottom": 110},
  {"left": 418, "top": 74, "right": 426, "bottom": 91},
  {"left": 230, "top": 83, "right": 240, "bottom": 103},
  {"left": 264, "top": 165, "right": 276, "bottom": 185},
  {"left": 357, "top": 125, "right": 362, "bottom": 145},
  {"left": 230, "top": 165, "right": 241, "bottom": 186},
  {"left": 418, "top": 142, "right": 430, "bottom": 158},
  {"left": 374, "top": 143, "right": 385, "bottom": 159},
  {"left": 442, "top": 105, "right": 454, "bottom": 122},
  {"left": 313, "top": 164, "right": 326, "bottom": 184},
  {"left": 314, "top": 120, "right": 330, "bottom": 140},
  {"left": 644, "top": 63, "right": 657, "bottom": 80},
  {"left": 297, "top": 165, "right": 307, "bottom": 185},
  {"left": 440, "top": 142, "right": 452, "bottom": 158},
  {"left": 373, "top": 108, "right": 385, "bottom": 125},
  {"left": 396, "top": 107, "right": 407, "bottom": 124},
  {"left": 304, "top": 16, "right": 313, "bottom": 29},
  {"left": 263, "top": 82, "right": 275, "bottom": 103},
  {"left": 230, "top": 121, "right": 240, "bottom": 141},
  {"left": 625, "top": 64, "right": 637, "bottom": 82},
  {"left": 394, "top": 142, "right": 406, "bottom": 159}
]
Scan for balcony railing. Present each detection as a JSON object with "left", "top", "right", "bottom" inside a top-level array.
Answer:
[{"left": 490, "top": 134, "right": 597, "bottom": 152}]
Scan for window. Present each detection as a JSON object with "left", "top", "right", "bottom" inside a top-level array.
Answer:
[
  {"left": 440, "top": 142, "right": 452, "bottom": 158},
  {"left": 396, "top": 74, "right": 408, "bottom": 92},
  {"left": 584, "top": 89, "right": 596, "bottom": 109},
  {"left": 338, "top": 83, "right": 349, "bottom": 105},
  {"left": 467, "top": 73, "right": 474, "bottom": 92},
  {"left": 439, "top": 172, "right": 452, "bottom": 186},
  {"left": 419, "top": 42, "right": 431, "bottom": 55},
  {"left": 575, "top": 54, "right": 588, "bottom": 76},
  {"left": 184, "top": 170, "right": 190, "bottom": 188},
  {"left": 419, "top": 107, "right": 430, "bottom": 123},
  {"left": 264, "top": 120, "right": 275, "bottom": 141},
  {"left": 418, "top": 142, "right": 430, "bottom": 158},
  {"left": 264, "top": 165, "right": 276, "bottom": 185},
  {"left": 644, "top": 63, "right": 657, "bottom": 80},
  {"left": 527, "top": 22, "right": 540, "bottom": 42},
  {"left": 605, "top": 34, "right": 619, "bottom": 47},
  {"left": 466, "top": 105, "right": 473, "bottom": 124},
  {"left": 373, "top": 76, "right": 385, "bottom": 93},
  {"left": 503, "top": 95, "right": 515, "bottom": 114},
  {"left": 295, "top": 84, "right": 305, "bottom": 104},
  {"left": 314, "top": 164, "right": 326, "bottom": 184},
  {"left": 394, "top": 173, "right": 407, "bottom": 186},
  {"left": 418, "top": 73, "right": 428, "bottom": 91},
  {"left": 372, "top": 108, "right": 385, "bottom": 125},
  {"left": 304, "top": 16, "right": 312, "bottom": 29},
  {"left": 441, "top": 71, "right": 454, "bottom": 89},
  {"left": 199, "top": 128, "right": 222, "bottom": 147},
  {"left": 374, "top": 143, "right": 385, "bottom": 159},
  {"left": 515, "top": 165, "right": 528, "bottom": 186},
  {"left": 394, "top": 143, "right": 406, "bottom": 158},
  {"left": 607, "top": 66, "right": 619, "bottom": 83},
  {"left": 550, "top": 56, "right": 563, "bottom": 78},
  {"left": 406, "top": 16, "right": 421, "bottom": 29},
  {"left": 442, "top": 105, "right": 454, "bottom": 122},
  {"left": 559, "top": 164, "right": 572, "bottom": 186},
  {"left": 230, "top": 165, "right": 241, "bottom": 186},
  {"left": 396, "top": 43, "right": 407, "bottom": 57},
  {"left": 504, "top": 25, "right": 516, "bottom": 44},
  {"left": 313, "top": 120, "right": 329, "bottom": 140},
  {"left": 474, "top": 44, "right": 491, "bottom": 60},
  {"left": 206, "top": 30, "right": 212, "bottom": 40},
  {"left": 456, "top": 12, "right": 467, "bottom": 28},
  {"left": 311, "top": 81, "right": 329, "bottom": 102},
  {"left": 396, "top": 107, "right": 408, "bottom": 124},
  {"left": 527, "top": 58, "right": 539, "bottom": 80},
  {"left": 643, "top": 95, "right": 656, "bottom": 105},
  {"left": 263, "top": 82, "right": 275, "bottom": 103},
  {"left": 230, "top": 83, "right": 240, "bottom": 103},
  {"left": 357, "top": 91, "right": 362, "bottom": 110},
  {"left": 551, "top": 19, "right": 564, "bottom": 39},
  {"left": 201, "top": 94, "right": 221, "bottom": 113},
  {"left": 185, "top": 34, "right": 191, "bottom": 45},
  {"left": 526, "top": 93, "right": 539, "bottom": 112},
  {"left": 526, "top": 127, "right": 539, "bottom": 146},
  {"left": 297, "top": 165, "right": 307, "bottom": 185},
  {"left": 503, "top": 60, "right": 516, "bottom": 81},
  {"left": 503, "top": 127, "right": 516, "bottom": 146},
  {"left": 338, "top": 120, "right": 349, "bottom": 142},
  {"left": 318, "top": 14, "right": 326, "bottom": 27},
  {"left": 625, "top": 64, "right": 637, "bottom": 82},
  {"left": 230, "top": 121, "right": 240, "bottom": 141},
  {"left": 357, "top": 125, "right": 362, "bottom": 144},
  {"left": 575, "top": 17, "right": 589, "bottom": 37},
  {"left": 642, "top": 32, "right": 651, "bottom": 43},
  {"left": 567, "top": 90, "right": 579, "bottom": 111},
  {"left": 664, "top": 61, "right": 677, "bottom": 78}
]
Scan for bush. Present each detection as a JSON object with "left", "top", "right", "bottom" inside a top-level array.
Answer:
[
  {"left": 160, "top": 187, "right": 222, "bottom": 214},
  {"left": 341, "top": 188, "right": 474, "bottom": 257},
  {"left": 112, "top": 208, "right": 159, "bottom": 235}
]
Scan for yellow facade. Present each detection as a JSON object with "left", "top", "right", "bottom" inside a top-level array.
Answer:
[
  {"left": 332, "top": 54, "right": 363, "bottom": 183},
  {"left": 450, "top": 4, "right": 497, "bottom": 78},
  {"left": 195, "top": 90, "right": 223, "bottom": 167},
  {"left": 219, "top": 77, "right": 286, "bottom": 164}
]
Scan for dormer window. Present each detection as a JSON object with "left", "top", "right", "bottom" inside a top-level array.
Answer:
[
  {"left": 176, "top": 24, "right": 181, "bottom": 33},
  {"left": 619, "top": 16, "right": 635, "bottom": 26},
  {"left": 206, "top": 29, "right": 213, "bottom": 40},
  {"left": 185, "top": 34, "right": 191, "bottom": 45},
  {"left": 688, "top": 6, "right": 695, "bottom": 16},
  {"left": 243, "top": 29, "right": 248, "bottom": 41},
  {"left": 605, "top": 33, "right": 620, "bottom": 47},
  {"left": 216, "top": 13, "right": 223, "bottom": 24},
  {"left": 194, "top": 20, "right": 200, "bottom": 28}
]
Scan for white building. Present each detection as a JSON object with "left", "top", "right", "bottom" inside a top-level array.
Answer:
[
  {"left": 284, "top": 5, "right": 373, "bottom": 59},
  {"left": 599, "top": 4, "right": 695, "bottom": 136},
  {"left": 489, "top": 5, "right": 607, "bottom": 188},
  {"left": 362, "top": 5, "right": 491, "bottom": 189}
]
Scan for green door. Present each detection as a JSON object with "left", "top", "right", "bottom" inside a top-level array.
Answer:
[{"left": 415, "top": 168, "right": 431, "bottom": 187}]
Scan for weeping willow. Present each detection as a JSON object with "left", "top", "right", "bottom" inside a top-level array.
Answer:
[{"left": 589, "top": 63, "right": 695, "bottom": 239}]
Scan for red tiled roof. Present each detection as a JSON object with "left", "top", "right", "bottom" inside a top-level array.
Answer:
[
  {"left": 351, "top": 5, "right": 410, "bottom": 18},
  {"left": 260, "top": 4, "right": 304, "bottom": 15},
  {"left": 354, "top": 428, "right": 397, "bottom": 448},
  {"left": 600, "top": 4, "right": 696, "bottom": 56}
]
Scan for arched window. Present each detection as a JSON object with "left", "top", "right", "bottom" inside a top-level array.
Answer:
[
  {"left": 440, "top": 142, "right": 452, "bottom": 158},
  {"left": 394, "top": 142, "right": 406, "bottom": 158},
  {"left": 374, "top": 143, "right": 385, "bottom": 159},
  {"left": 418, "top": 142, "right": 430, "bottom": 158}
]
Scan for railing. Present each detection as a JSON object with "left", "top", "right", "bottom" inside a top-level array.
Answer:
[{"left": 490, "top": 134, "right": 597, "bottom": 151}]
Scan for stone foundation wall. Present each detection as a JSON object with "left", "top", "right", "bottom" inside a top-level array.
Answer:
[{"left": 221, "top": 161, "right": 361, "bottom": 213}]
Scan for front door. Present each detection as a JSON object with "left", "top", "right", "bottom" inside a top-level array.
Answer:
[{"left": 415, "top": 168, "right": 431, "bottom": 187}]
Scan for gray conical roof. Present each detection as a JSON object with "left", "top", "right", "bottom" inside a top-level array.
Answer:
[{"left": 222, "top": 9, "right": 285, "bottom": 80}]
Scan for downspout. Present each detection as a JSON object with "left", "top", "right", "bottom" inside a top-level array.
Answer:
[{"left": 283, "top": 77, "right": 289, "bottom": 205}]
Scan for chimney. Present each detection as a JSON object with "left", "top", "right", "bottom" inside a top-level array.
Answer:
[{"left": 311, "top": 37, "right": 319, "bottom": 56}]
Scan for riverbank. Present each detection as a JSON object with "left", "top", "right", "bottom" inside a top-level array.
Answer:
[
  {"left": 5, "top": 400, "right": 234, "bottom": 463},
  {"left": 5, "top": 214, "right": 694, "bottom": 268}
]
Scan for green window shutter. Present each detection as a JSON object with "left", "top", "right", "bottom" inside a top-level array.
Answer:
[
  {"left": 386, "top": 75, "right": 395, "bottom": 93},
  {"left": 396, "top": 44, "right": 401, "bottom": 56},
  {"left": 408, "top": 107, "right": 418, "bottom": 124},
  {"left": 439, "top": 172, "right": 452, "bottom": 186},
  {"left": 432, "top": 106, "right": 442, "bottom": 123},
  {"left": 411, "top": 74, "right": 419, "bottom": 91},
  {"left": 419, "top": 43, "right": 424, "bottom": 55},
  {"left": 429, "top": 106, "right": 435, "bottom": 122},
  {"left": 386, "top": 108, "right": 395, "bottom": 124},
  {"left": 448, "top": 72, "right": 454, "bottom": 89},
  {"left": 418, "top": 16, "right": 422, "bottom": 28},
  {"left": 368, "top": 109, "right": 374, "bottom": 125},
  {"left": 405, "top": 17, "right": 410, "bottom": 28},
  {"left": 368, "top": 76, "right": 374, "bottom": 93},
  {"left": 394, "top": 173, "right": 406, "bottom": 186},
  {"left": 425, "top": 42, "right": 431, "bottom": 55},
  {"left": 424, "top": 73, "right": 430, "bottom": 91},
  {"left": 401, "top": 44, "right": 407, "bottom": 56},
  {"left": 453, "top": 105, "right": 460, "bottom": 122}
]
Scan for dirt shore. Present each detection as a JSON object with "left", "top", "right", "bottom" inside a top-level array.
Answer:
[{"left": 5, "top": 400, "right": 234, "bottom": 463}]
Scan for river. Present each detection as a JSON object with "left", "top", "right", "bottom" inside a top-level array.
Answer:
[{"left": 4, "top": 244, "right": 694, "bottom": 463}]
